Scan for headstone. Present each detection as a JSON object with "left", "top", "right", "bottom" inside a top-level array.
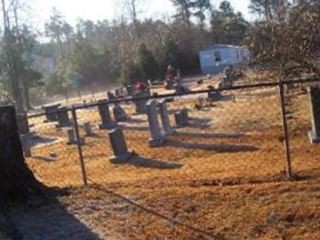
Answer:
[
  {"left": 175, "top": 108, "right": 189, "bottom": 127},
  {"left": 16, "top": 112, "right": 30, "bottom": 135},
  {"left": 84, "top": 122, "right": 94, "bottom": 136},
  {"left": 107, "top": 91, "right": 116, "bottom": 101},
  {"left": 133, "top": 91, "right": 148, "bottom": 114},
  {"left": 56, "top": 107, "right": 72, "bottom": 128},
  {"left": 146, "top": 100, "right": 166, "bottom": 147},
  {"left": 174, "top": 83, "right": 189, "bottom": 95},
  {"left": 67, "top": 129, "right": 76, "bottom": 144},
  {"left": 67, "top": 128, "right": 85, "bottom": 145},
  {"left": 126, "top": 85, "right": 133, "bottom": 96},
  {"left": 109, "top": 128, "right": 134, "bottom": 163},
  {"left": 98, "top": 101, "right": 117, "bottom": 129},
  {"left": 208, "top": 89, "right": 222, "bottom": 104},
  {"left": 308, "top": 86, "right": 320, "bottom": 143},
  {"left": 20, "top": 136, "right": 32, "bottom": 158},
  {"left": 42, "top": 103, "right": 61, "bottom": 122},
  {"left": 115, "top": 89, "right": 122, "bottom": 98},
  {"left": 182, "top": 108, "right": 189, "bottom": 120},
  {"left": 158, "top": 99, "right": 174, "bottom": 135},
  {"left": 113, "top": 104, "right": 127, "bottom": 122}
]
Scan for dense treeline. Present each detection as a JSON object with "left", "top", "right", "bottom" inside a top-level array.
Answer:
[
  {"left": 40, "top": 0, "right": 249, "bottom": 94},
  {"left": 0, "top": 0, "right": 319, "bottom": 110}
]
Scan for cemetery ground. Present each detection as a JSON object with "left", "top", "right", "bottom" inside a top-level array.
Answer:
[{"left": 10, "top": 78, "right": 320, "bottom": 239}]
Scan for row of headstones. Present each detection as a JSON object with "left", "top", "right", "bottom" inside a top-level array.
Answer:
[
  {"left": 107, "top": 108, "right": 189, "bottom": 162},
  {"left": 108, "top": 84, "right": 320, "bottom": 162},
  {"left": 99, "top": 99, "right": 190, "bottom": 162}
]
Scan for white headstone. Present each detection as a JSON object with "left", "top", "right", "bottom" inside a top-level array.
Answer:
[
  {"left": 146, "top": 99, "right": 166, "bottom": 147},
  {"left": 158, "top": 99, "right": 174, "bottom": 135},
  {"left": 308, "top": 86, "right": 320, "bottom": 143}
]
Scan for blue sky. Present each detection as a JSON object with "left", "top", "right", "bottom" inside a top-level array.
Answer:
[{"left": 31, "top": 0, "right": 251, "bottom": 29}]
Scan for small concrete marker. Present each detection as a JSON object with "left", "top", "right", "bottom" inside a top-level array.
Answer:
[
  {"left": 109, "top": 128, "right": 134, "bottom": 163},
  {"left": 175, "top": 108, "right": 189, "bottom": 127},
  {"left": 67, "top": 128, "right": 85, "bottom": 145},
  {"left": 84, "top": 122, "right": 94, "bottom": 136}
]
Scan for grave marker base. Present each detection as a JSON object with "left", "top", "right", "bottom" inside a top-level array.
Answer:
[
  {"left": 56, "top": 122, "right": 73, "bottom": 129},
  {"left": 99, "top": 123, "right": 117, "bottom": 130},
  {"left": 148, "top": 136, "right": 166, "bottom": 148},
  {"left": 308, "top": 131, "right": 320, "bottom": 144},
  {"left": 110, "top": 151, "right": 135, "bottom": 163},
  {"left": 67, "top": 138, "right": 85, "bottom": 145},
  {"left": 162, "top": 129, "right": 175, "bottom": 136}
]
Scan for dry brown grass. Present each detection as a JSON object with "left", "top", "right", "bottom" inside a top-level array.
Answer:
[{"left": 22, "top": 84, "right": 320, "bottom": 239}]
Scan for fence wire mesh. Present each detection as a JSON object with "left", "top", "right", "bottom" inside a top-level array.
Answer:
[{"left": 23, "top": 79, "right": 320, "bottom": 190}]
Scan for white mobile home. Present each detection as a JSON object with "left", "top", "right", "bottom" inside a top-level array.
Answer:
[{"left": 199, "top": 44, "right": 250, "bottom": 74}]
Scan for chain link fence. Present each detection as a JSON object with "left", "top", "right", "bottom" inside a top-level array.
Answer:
[{"left": 22, "top": 78, "right": 320, "bottom": 189}]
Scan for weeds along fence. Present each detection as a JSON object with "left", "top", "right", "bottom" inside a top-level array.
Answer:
[{"left": 24, "top": 78, "right": 320, "bottom": 188}]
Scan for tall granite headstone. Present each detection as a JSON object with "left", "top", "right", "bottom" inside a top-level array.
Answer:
[
  {"left": 308, "top": 86, "right": 320, "bottom": 143},
  {"left": 146, "top": 100, "right": 166, "bottom": 147},
  {"left": 158, "top": 99, "right": 174, "bottom": 135}
]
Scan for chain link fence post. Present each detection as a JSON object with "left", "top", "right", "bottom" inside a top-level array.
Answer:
[
  {"left": 278, "top": 79, "right": 293, "bottom": 179},
  {"left": 71, "top": 106, "right": 88, "bottom": 186}
]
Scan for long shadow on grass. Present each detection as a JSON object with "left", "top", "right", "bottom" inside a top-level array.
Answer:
[
  {"left": 113, "top": 156, "right": 183, "bottom": 170},
  {"left": 120, "top": 125, "right": 149, "bottom": 131},
  {"left": 31, "top": 155, "right": 57, "bottom": 162},
  {"left": 187, "top": 118, "right": 212, "bottom": 129},
  {"left": 9, "top": 188, "right": 103, "bottom": 240},
  {"left": 166, "top": 140, "right": 258, "bottom": 153},
  {"left": 175, "top": 132, "right": 244, "bottom": 139}
]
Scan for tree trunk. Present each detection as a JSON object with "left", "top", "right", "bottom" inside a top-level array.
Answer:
[{"left": 0, "top": 106, "right": 43, "bottom": 201}]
